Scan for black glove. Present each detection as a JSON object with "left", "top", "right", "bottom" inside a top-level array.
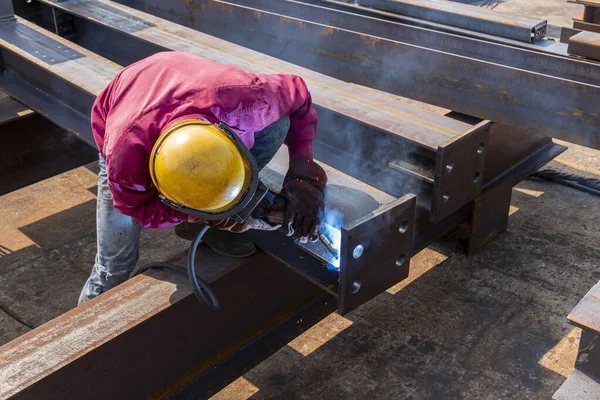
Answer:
[{"left": 276, "top": 157, "right": 327, "bottom": 243}]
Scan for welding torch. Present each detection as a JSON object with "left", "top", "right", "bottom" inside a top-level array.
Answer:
[{"left": 252, "top": 199, "right": 339, "bottom": 259}]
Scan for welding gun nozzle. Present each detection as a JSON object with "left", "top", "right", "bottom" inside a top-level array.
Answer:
[{"left": 319, "top": 232, "right": 339, "bottom": 259}]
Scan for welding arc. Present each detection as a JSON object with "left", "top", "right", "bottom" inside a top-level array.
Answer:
[{"left": 133, "top": 225, "right": 220, "bottom": 311}]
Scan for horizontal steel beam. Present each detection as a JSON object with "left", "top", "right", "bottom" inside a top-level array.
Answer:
[
  {"left": 568, "top": 30, "right": 600, "bottom": 61},
  {"left": 36, "top": 0, "right": 470, "bottom": 152},
  {"left": 0, "top": 17, "right": 118, "bottom": 146},
  {"left": 239, "top": 0, "right": 599, "bottom": 84},
  {"left": 133, "top": 0, "right": 600, "bottom": 149},
  {"left": 0, "top": 250, "right": 334, "bottom": 399},
  {"left": 358, "top": 0, "right": 547, "bottom": 42}
]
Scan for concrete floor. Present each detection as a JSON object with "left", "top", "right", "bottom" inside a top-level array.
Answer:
[{"left": 0, "top": 0, "right": 596, "bottom": 398}]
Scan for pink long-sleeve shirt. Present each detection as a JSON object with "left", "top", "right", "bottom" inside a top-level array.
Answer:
[{"left": 91, "top": 51, "right": 318, "bottom": 229}]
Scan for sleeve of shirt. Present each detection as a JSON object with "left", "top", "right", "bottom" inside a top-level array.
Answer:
[
  {"left": 105, "top": 126, "right": 188, "bottom": 229},
  {"left": 260, "top": 74, "right": 318, "bottom": 160}
]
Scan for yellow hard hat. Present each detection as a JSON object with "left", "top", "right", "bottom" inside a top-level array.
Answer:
[{"left": 150, "top": 119, "right": 253, "bottom": 215}]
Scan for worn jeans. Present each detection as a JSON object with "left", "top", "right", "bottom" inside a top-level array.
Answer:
[{"left": 78, "top": 117, "right": 290, "bottom": 304}]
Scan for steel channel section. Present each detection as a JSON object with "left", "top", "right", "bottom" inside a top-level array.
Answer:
[
  {"left": 358, "top": 0, "right": 546, "bottom": 43},
  {"left": 130, "top": 0, "right": 600, "bottom": 149},
  {"left": 573, "top": 19, "right": 600, "bottom": 33},
  {"left": 568, "top": 30, "right": 600, "bottom": 61}
]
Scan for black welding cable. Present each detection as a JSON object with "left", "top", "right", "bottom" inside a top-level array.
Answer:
[
  {"left": 0, "top": 298, "right": 36, "bottom": 330},
  {"left": 530, "top": 168, "right": 600, "bottom": 197},
  {"left": 133, "top": 225, "right": 220, "bottom": 311}
]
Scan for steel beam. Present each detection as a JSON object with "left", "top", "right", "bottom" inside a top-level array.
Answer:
[
  {"left": 568, "top": 30, "right": 600, "bottom": 61},
  {"left": 358, "top": 0, "right": 547, "bottom": 42},
  {"left": 0, "top": 0, "right": 13, "bottom": 19},
  {"left": 124, "top": 0, "right": 600, "bottom": 149},
  {"left": 0, "top": 251, "right": 334, "bottom": 399},
  {"left": 223, "top": 0, "right": 598, "bottom": 85},
  {"left": 0, "top": 15, "right": 118, "bottom": 146}
]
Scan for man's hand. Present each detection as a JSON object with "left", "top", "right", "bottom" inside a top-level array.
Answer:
[{"left": 278, "top": 157, "right": 327, "bottom": 244}]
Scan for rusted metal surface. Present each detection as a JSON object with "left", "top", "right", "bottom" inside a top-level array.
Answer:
[
  {"left": 568, "top": 30, "right": 600, "bottom": 61},
  {"left": 0, "top": 91, "right": 33, "bottom": 125},
  {"left": 557, "top": 280, "right": 600, "bottom": 399},
  {"left": 432, "top": 121, "right": 489, "bottom": 223},
  {"left": 339, "top": 194, "right": 415, "bottom": 314},
  {"left": 573, "top": 19, "right": 600, "bottom": 33},
  {"left": 358, "top": 0, "right": 547, "bottom": 42},
  {"left": 33, "top": 0, "right": 470, "bottom": 152},
  {"left": 0, "top": 251, "right": 331, "bottom": 399},
  {"left": 0, "top": 16, "right": 119, "bottom": 146},
  {"left": 569, "top": 0, "right": 600, "bottom": 24},
  {"left": 124, "top": 0, "right": 600, "bottom": 149},
  {"left": 568, "top": 280, "right": 600, "bottom": 333},
  {"left": 467, "top": 173, "right": 512, "bottom": 256},
  {"left": 0, "top": 268, "right": 189, "bottom": 398}
]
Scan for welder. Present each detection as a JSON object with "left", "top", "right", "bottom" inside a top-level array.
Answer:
[{"left": 79, "top": 51, "right": 327, "bottom": 304}]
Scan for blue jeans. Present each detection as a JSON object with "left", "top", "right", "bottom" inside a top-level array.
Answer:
[{"left": 78, "top": 117, "right": 290, "bottom": 304}]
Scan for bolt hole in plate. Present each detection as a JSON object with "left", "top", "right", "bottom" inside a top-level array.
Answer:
[
  {"left": 473, "top": 172, "right": 480, "bottom": 183},
  {"left": 353, "top": 244, "right": 364, "bottom": 259},
  {"left": 396, "top": 254, "right": 406, "bottom": 267},
  {"left": 338, "top": 195, "right": 416, "bottom": 314},
  {"left": 399, "top": 220, "right": 409, "bottom": 234},
  {"left": 477, "top": 143, "right": 485, "bottom": 155}
]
